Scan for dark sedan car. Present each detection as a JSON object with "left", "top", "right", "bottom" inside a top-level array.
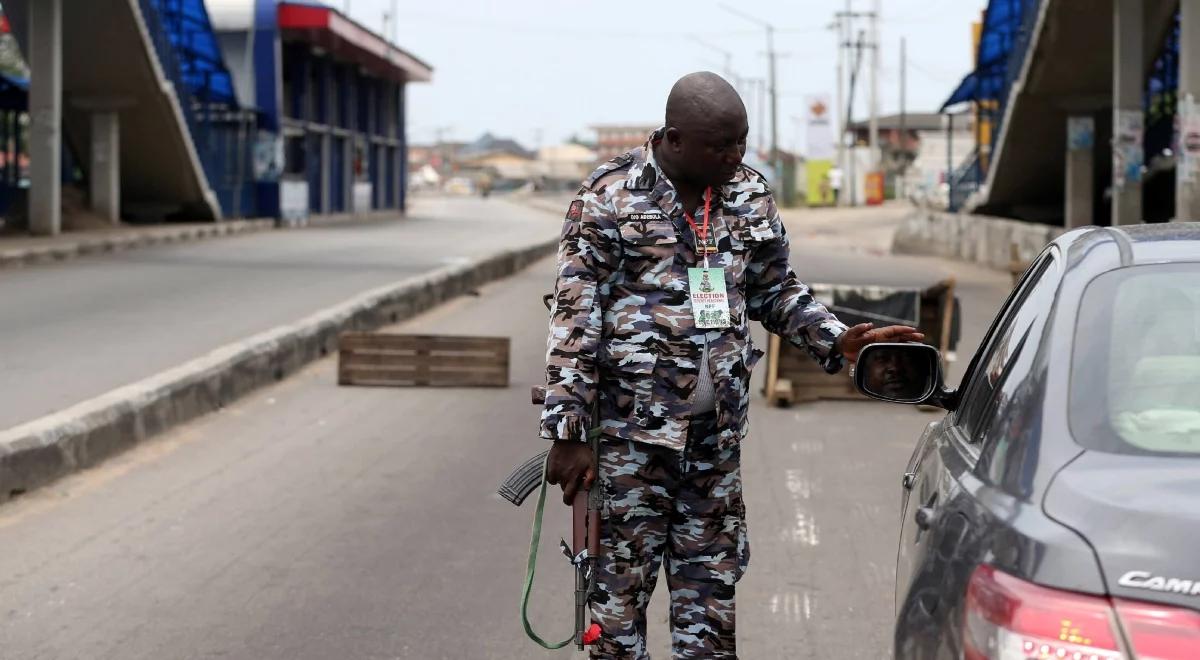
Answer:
[{"left": 854, "top": 224, "right": 1200, "bottom": 659}]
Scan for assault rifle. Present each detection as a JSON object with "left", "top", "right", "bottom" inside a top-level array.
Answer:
[{"left": 498, "top": 384, "right": 602, "bottom": 650}]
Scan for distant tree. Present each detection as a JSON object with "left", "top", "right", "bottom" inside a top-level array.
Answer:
[{"left": 567, "top": 133, "right": 596, "bottom": 150}]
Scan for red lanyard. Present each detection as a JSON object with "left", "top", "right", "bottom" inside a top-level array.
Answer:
[{"left": 682, "top": 187, "right": 713, "bottom": 246}]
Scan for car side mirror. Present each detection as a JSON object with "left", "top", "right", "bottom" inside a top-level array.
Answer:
[{"left": 853, "top": 343, "right": 952, "bottom": 408}]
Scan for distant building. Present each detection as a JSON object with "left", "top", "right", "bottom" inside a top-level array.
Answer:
[
  {"left": 591, "top": 124, "right": 658, "bottom": 161},
  {"left": 536, "top": 143, "right": 597, "bottom": 183},
  {"left": 848, "top": 112, "right": 974, "bottom": 204},
  {"left": 457, "top": 133, "right": 535, "bottom": 180}
]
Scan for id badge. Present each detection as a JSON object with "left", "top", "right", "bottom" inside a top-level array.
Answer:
[{"left": 688, "top": 267, "right": 731, "bottom": 328}]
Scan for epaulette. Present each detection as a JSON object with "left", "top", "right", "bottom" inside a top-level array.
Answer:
[
  {"left": 739, "top": 163, "right": 772, "bottom": 191},
  {"left": 581, "top": 152, "right": 635, "bottom": 192}
]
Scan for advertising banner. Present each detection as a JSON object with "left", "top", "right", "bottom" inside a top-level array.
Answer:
[
  {"left": 805, "top": 94, "right": 835, "bottom": 160},
  {"left": 806, "top": 160, "right": 835, "bottom": 206},
  {"left": 1114, "top": 109, "right": 1144, "bottom": 188}
]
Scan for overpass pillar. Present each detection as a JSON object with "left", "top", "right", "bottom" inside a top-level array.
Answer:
[
  {"left": 29, "top": 0, "right": 63, "bottom": 236},
  {"left": 1112, "top": 0, "right": 1144, "bottom": 226},
  {"left": 1065, "top": 117, "right": 1095, "bottom": 229},
  {"left": 1176, "top": 0, "right": 1200, "bottom": 221},
  {"left": 90, "top": 112, "right": 121, "bottom": 223}
]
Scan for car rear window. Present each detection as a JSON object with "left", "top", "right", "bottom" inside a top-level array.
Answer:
[{"left": 1071, "top": 264, "right": 1200, "bottom": 456}]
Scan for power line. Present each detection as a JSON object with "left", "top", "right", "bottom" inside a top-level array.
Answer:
[{"left": 385, "top": 10, "right": 824, "bottom": 40}]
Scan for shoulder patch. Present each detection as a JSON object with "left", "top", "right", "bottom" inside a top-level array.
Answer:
[{"left": 565, "top": 199, "right": 584, "bottom": 221}]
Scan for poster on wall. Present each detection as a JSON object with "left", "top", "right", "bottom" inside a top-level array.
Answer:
[
  {"left": 1067, "top": 116, "right": 1095, "bottom": 151},
  {"left": 253, "top": 131, "right": 284, "bottom": 182},
  {"left": 804, "top": 94, "right": 835, "bottom": 161},
  {"left": 1113, "top": 109, "right": 1144, "bottom": 189},
  {"left": 279, "top": 178, "right": 309, "bottom": 226},
  {"left": 1179, "top": 94, "right": 1200, "bottom": 184}
]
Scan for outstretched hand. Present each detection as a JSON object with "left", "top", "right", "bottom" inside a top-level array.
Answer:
[{"left": 836, "top": 323, "right": 925, "bottom": 363}]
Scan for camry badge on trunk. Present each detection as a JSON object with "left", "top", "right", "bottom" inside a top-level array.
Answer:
[{"left": 1118, "top": 570, "right": 1200, "bottom": 596}]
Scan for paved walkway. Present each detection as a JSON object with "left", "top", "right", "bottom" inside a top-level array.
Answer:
[{"left": 0, "top": 197, "right": 557, "bottom": 430}]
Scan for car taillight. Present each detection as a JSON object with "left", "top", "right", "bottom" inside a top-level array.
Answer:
[
  {"left": 964, "top": 564, "right": 1124, "bottom": 660},
  {"left": 1113, "top": 598, "right": 1200, "bottom": 660}
]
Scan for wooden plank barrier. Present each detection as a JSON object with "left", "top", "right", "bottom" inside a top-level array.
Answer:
[
  {"left": 337, "top": 333, "right": 510, "bottom": 388},
  {"left": 763, "top": 278, "right": 957, "bottom": 406}
]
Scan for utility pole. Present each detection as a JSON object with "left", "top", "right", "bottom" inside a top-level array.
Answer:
[
  {"left": 835, "top": 2, "right": 880, "bottom": 206},
  {"left": 831, "top": 12, "right": 846, "bottom": 206},
  {"left": 899, "top": 37, "right": 907, "bottom": 197},
  {"left": 868, "top": 0, "right": 880, "bottom": 168},
  {"left": 755, "top": 78, "right": 766, "bottom": 155},
  {"left": 719, "top": 4, "right": 781, "bottom": 187},
  {"left": 845, "top": 29, "right": 867, "bottom": 206}
]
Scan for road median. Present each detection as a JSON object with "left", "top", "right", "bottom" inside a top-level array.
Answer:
[{"left": 0, "top": 237, "right": 557, "bottom": 503}]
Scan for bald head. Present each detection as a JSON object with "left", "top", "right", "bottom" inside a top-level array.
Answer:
[
  {"left": 658, "top": 72, "right": 749, "bottom": 189},
  {"left": 665, "top": 72, "right": 746, "bottom": 130}
]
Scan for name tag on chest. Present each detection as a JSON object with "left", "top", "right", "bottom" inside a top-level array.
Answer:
[{"left": 688, "top": 268, "right": 731, "bottom": 328}]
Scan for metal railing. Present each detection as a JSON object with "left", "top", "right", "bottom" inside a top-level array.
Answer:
[
  {"left": 986, "top": 0, "right": 1044, "bottom": 166},
  {"left": 136, "top": 0, "right": 255, "bottom": 218}
]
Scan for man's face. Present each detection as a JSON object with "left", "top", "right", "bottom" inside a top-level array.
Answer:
[
  {"left": 867, "top": 351, "right": 913, "bottom": 399},
  {"left": 666, "top": 111, "right": 749, "bottom": 188}
]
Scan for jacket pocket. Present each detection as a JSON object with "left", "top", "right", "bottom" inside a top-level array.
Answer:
[
  {"left": 618, "top": 219, "right": 679, "bottom": 290},
  {"left": 603, "top": 341, "right": 658, "bottom": 427}
]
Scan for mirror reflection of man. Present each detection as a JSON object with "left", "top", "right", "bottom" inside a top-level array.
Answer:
[
  {"left": 865, "top": 348, "right": 925, "bottom": 399},
  {"left": 540, "top": 72, "right": 923, "bottom": 657}
]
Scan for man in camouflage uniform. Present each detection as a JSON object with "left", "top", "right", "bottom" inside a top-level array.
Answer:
[{"left": 541, "top": 72, "right": 921, "bottom": 658}]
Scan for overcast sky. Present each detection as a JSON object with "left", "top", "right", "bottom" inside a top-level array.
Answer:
[{"left": 338, "top": 0, "right": 986, "bottom": 153}]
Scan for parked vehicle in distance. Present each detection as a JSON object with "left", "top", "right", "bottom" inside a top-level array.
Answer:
[{"left": 854, "top": 224, "right": 1200, "bottom": 659}]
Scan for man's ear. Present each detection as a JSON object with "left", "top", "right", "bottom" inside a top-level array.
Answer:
[{"left": 663, "top": 127, "right": 683, "bottom": 151}]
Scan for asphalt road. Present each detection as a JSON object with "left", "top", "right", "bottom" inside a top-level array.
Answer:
[
  {"left": 0, "top": 225, "right": 1010, "bottom": 658},
  {"left": 0, "top": 197, "right": 554, "bottom": 430}
]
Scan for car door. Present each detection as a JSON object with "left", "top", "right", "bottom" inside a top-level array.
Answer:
[{"left": 894, "top": 250, "right": 1061, "bottom": 654}]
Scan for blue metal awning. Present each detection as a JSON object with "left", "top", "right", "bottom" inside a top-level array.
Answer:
[
  {"left": 943, "top": 72, "right": 978, "bottom": 109},
  {"left": 940, "top": 0, "right": 1038, "bottom": 111}
]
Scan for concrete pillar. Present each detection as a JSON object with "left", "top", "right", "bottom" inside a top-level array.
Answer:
[
  {"left": 29, "top": 0, "right": 63, "bottom": 236},
  {"left": 1112, "top": 0, "right": 1144, "bottom": 226},
  {"left": 1065, "top": 116, "right": 1095, "bottom": 229},
  {"left": 320, "top": 133, "right": 331, "bottom": 214},
  {"left": 343, "top": 137, "right": 352, "bottom": 211},
  {"left": 1176, "top": 0, "right": 1200, "bottom": 221},
  {"left": 90, "top": 112, "right": 120, "bottom": 223}
]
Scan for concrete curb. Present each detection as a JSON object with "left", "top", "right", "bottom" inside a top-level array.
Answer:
[
  {"left": 0, "top": 238, "right": 558, "bottom": 502},
  {"left": 891, "top": 208, "right": 1063, "bottom": 270},
  {"left": 0, "top": 212, "right": 419, "bottom": 270},
  {"left": 0, "top": 219, "right": 277, "bottom": 269}
]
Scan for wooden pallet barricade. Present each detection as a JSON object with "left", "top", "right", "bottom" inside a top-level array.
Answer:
[
  {"left": 338, "top": 333, "right": 510, "bottom": 388},
  {"left": 763, "top": 278, "right": 957, "bottom": 406}
]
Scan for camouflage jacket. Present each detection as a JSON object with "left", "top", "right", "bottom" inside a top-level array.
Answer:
[{"left": 541, "top": 134, "right": 848, "bottom": 451}]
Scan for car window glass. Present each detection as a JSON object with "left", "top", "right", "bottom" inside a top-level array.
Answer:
[
  {"left": 956, "top": 255, "right": 1055, "bottom": 440},
  {"left": 1071, "top": 264, "right": 1200, "bottom": 457}
]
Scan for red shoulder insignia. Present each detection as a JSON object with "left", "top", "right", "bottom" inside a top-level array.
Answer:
[{"left": 565, "top": 199, "right": 584, "bottom": 221}]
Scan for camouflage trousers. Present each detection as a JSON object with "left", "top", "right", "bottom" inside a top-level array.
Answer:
[{"left": 589, "top": 413, "right": 749, "bottom": 659}]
